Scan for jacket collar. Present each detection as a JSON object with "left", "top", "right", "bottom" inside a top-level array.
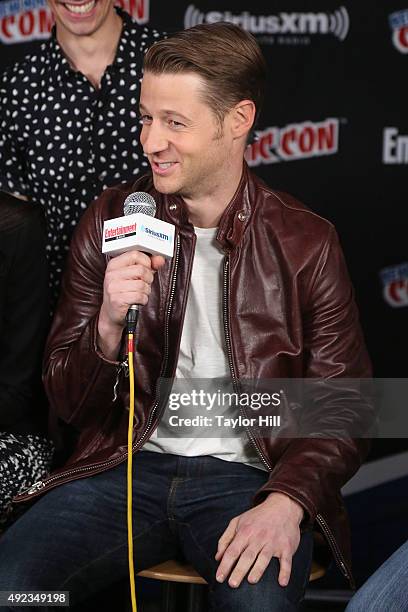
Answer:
[
  {"left": 216, "top": 162, "right": 252, "bottom": 251},
  {"left": 152, "top": 161, "right": 253, "bottom": 252}
]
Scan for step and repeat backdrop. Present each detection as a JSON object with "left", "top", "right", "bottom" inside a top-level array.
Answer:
[
  {"left": 1, "top": 0, "right": 406, "bottom": 378},
  {"left": 1, "top": 0, "right": 407, "bottom": 585}
]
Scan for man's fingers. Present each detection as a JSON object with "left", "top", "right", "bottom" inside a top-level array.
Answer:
[
  {"left": 151, "top": 254, "right": 166, "bottom": 270},
  {"left": 278, "top": 554, "right": 292, "bottom": 587},
  {"left": 108, "top": 250, "right": 152, "bottom": 270},
  {"left": 108, "top": 279, "right": 152, "bottom": 297},
  {"left": 215, "top": 517, "right": 238, "bottom": 561},
  {"left": 106, "top": 264, "right": 155, "bottom": 285},
  {"left": 111, "top": 290, "right": 150, "bottom": 308},
  {"left": 226, "top": 547, "right": 258, "bottom": 588},
  {"left": 247, "top": 547, "right": 274, "bottom": 584},
  {"left": 215, "top": 541, "right": 245, "bottom": 583},
  {"left": 101, "top": 251, "right": 162, "bottom": 327}
]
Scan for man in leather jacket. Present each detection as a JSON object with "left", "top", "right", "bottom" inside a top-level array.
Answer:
[{"left": 0, "top": 23, "right": 372, "bottom": 611}]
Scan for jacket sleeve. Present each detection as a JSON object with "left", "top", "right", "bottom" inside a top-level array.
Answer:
[
  {"left": 253, "top": 226, "right": 373, "bottom": 521},
  {"left": 43, "top": 190, "right": 124, "bottom": 432}
]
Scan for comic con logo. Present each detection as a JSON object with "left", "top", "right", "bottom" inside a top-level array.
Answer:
[
  {"left": 389, "top": 10, "right": 408, "bottom": 53},
  {"left": 0, "top": 0, "right": 52, "bottom": 44},
  {"left": 184, "top": 5, "right": 349, "bottom": 45},
  {"left": 380, "top": 263, "right": 408, "bottom": 308},
  {"left": 0, "top": 0, "right": 148, "bottom": 44},
  {"left": 116, "top": 0, "right": 149, "bottom": 24},
  {"left": 245, "top": 118, "right": 339, "bottom": 166}
]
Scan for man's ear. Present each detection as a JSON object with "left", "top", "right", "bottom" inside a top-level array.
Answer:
[{"left": 230, "top": 100, "right": 256, "bottom": 140}]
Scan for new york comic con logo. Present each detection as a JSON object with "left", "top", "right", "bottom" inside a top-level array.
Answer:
[
  {"left": 0, "top": 0, "right": 149, "bottom": 44},
  {"left": 245, "top": 118, "right": 339, "bottom": 166},
  {"left": 184, "top": 5, "right": 349, "bottom": 45},
  {"left": 380, "top": 263, "right": 408, "bottom": 308},
  {"left": 389, "top": 9, "right": 408, "bottom": 53}
]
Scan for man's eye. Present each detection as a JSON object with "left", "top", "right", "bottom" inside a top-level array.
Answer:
[
  {"left": 139, "top": 115, "right": 152, "bottom": 124},
  {"left": 168, "top": 119, "right": 185, "bottom": 128}
]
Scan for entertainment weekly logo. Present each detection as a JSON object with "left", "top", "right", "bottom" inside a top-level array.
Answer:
[
  {"left": 105, "top": 222, "right": 137, "bottom": 241},
  {"left": 389, "top": 9, "right": 408, "bottom": 53},
  {"left": 0, "top": 0, "right": 149, "bottom": 44},
  {"left": 383, "top": 128, "right": 408, "bottom": 164},
  {"left": 184, "top": 5, "right": 349, "bottom": 45},
  {"left": 245, "top": 118, "right": 339, "bottom": 166},
  {"left": 380, "top": 263, "right": 408, "bottom": 308}
]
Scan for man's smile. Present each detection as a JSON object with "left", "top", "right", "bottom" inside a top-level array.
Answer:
[
  {"left": 59, "top": 0, "right": 98, "bottom": 17},
  {"left": 151, "top": 160, "right": 180, "bottom": 176}
]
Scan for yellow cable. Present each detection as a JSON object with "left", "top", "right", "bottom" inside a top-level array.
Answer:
[{"left": 127, "top": 333, "right": 138, "bottom": 612}]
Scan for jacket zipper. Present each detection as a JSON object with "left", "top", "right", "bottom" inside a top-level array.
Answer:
[
  {"left": 222, "top": 256, "right": 352, "bottom": 584},
  {"left": 222, "top": 256, "right": 271, "bottom": 472},
  {"left": 18, "top": 234, "right": 182, "bottom": 500},
  {"left": 130, "top": 233, "right": 181, "bottom": 451},
  {"left": 316, "top": 513, "right": 352, "bottom": 583}
]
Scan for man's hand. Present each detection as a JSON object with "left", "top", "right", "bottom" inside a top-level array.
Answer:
[
  {"left": 215, "top": 492, "right": 304, "bottom": 588},
  {"left": 97, "top": 250, "right": 165, "bottom": 358}
]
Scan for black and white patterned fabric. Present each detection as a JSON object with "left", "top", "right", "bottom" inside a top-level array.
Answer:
[
  {"left": 0, "top": 433, "right": 53, "bottom": 528},
  {"left": 0, "top": 8, "right": 161, "bottom": 304}
]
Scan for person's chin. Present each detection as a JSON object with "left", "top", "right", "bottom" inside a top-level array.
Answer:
[
  {"left": 55, "top": 1, "right": 102, "bottom": 35},
  {"left": 152, "top": 176, "right": 180, "bottom": 196}
]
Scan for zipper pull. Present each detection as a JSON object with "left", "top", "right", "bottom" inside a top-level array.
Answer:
[
  {"left": 113, "top": 359, "right": 129, "bottom": 402},
  {"left": 123, "top": 358, "right": 129, "bottom": 377},
  {"left": 25, "top": 481, "right": 45, "bottom": 495}
]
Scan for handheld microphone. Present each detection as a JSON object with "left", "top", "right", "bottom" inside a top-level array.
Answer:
[
  {"left": 124, "top": 192, "right": 156, "bottom": 333},
  {"left": 102, "top": 191, "right": 175, "bottom": 332},
  {"left": 123, "top": 191, "right": 156, "bottom": 217},
  {"left": 102, "top": 191, "right": 175, "bottom": 258}
]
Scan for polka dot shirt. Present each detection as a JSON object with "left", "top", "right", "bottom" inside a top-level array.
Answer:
[{"left": 0, "top": 8, "right": 162, "bottom": 306}]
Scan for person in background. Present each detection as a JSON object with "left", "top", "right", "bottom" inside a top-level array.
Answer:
[
  {"left": 0, "top": 0, "right": 162, "bottom": 307},
  {"left": 0, "top": 193, "right": 53, "bottom": 529},
  {"left": 346, "top": 538, "right": 408, "bottom": 612}
]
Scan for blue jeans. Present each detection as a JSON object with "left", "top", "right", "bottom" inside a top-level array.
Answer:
[
  {"left": 0, "top": 451, "right": 313, "bottom": 611},
  {"left": 346, "top": 538, "right": 408, "bottom": 612}
]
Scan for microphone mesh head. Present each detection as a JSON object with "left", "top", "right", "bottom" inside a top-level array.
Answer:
[{"left": 123, "top": 192, "right": 156, "bottom": 217}]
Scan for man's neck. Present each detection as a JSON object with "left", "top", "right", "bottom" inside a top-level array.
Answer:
[
  {"left": 56, "top": 10, "right": 122, "bottom": 89},
  {"left": 184, "top": 161, "right": 245, "bottom": 229}
]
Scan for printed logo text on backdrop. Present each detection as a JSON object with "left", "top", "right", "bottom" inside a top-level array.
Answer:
[
  {"left": 0, "top": 0, "right": 149, "bottom": 44},
  {"left": 184, "top": 5, "right": 349, "bottom": 46}
]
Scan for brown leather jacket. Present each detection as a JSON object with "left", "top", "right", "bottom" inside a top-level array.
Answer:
[{"left": 16, "top": 164, "right": 372, "bottom": 587}]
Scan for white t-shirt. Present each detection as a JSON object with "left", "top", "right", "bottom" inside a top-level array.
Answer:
[{"left": 142, "top": 226, "right": 265, "bottom": 470}]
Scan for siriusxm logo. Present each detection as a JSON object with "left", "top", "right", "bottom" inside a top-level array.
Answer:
[
  {"left": 184, "top": 6, "right": 349, "bottom": 41},
  {"left": 141, "top": 225, "right": 170, "bottom": 241}
]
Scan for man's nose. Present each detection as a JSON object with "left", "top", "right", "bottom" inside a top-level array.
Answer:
[{"left": 141, "top": 123, "right": 168, "bottom": 155}]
